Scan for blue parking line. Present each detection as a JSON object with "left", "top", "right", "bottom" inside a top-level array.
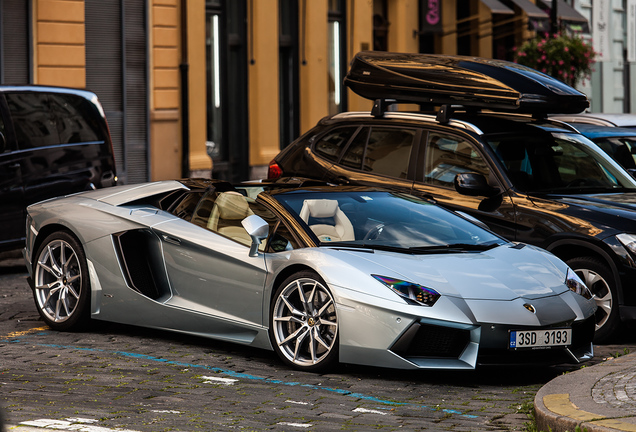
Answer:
[{"left": 2, "top": 334, "right": 478, "bottom": 419}]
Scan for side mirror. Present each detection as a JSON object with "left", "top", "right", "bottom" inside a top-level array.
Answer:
[
  {"left": 454, "top": 173, "right": 499, "bottom": 198},
  {"left": 241, "top": 214, "right": 269, "bottom": 257}
]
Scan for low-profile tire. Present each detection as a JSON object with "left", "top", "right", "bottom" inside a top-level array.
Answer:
[
  {"left": 566, "top": 256, "right": 619, "bottom": 344},
  {"left": 33, "top": 231, "right": 90, "bottom": 331},
  {"left": 269, "top": 270, "right": 339, "bottom": 372}
]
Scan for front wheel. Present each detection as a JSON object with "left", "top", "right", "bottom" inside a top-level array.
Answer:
[
  {"left": 269, "top": 271, "right": 339, "bottom": 371},
  {"left": 566, "top": 256, "right": 618, "bottom": 343},
  {"left": 33, "top": 231, "right": 90, "bottom": 331}
]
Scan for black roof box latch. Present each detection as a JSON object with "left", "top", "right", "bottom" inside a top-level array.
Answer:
[
  {"left": 371, "top": 99, "right": 397, "bottom": 118},
  {"left": 436, "top": 104, "right": 453, "bottom": 124}
]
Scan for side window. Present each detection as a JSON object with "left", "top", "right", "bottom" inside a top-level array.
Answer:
[
  {"left": 0, "top": 110, "right": 6, "bottom": 153},
  {"left": 313, "top": 127, "right": 358, "bottom": 162},
  {"left": 363, "top": 127, "right": 415, "bottom": 178},
  {"left": 267, "top": 222, "right": 300, "bottom": 252},
  {"left": 170, "top": 192, "right": 205, "bottom": 221},
  {"left": 340, "top": 127, "right": 369, "bottom": 169},
  {"left": 191, "top": 190, "right": 287, "bottom": 251},
  {"left": 48, "top": 93, "right": 102, "bottom": 144},
  {"left": 424, "top": 133, "right": 490, "bottom": 188},
  {"left": 5, "top": 92, "right": 58, "bottom": 149},
  {"left": 5, "top": 92, "right": 103, "bottom": 149}
]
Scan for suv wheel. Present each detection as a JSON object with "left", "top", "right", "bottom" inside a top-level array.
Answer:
[{"left": 566, "top": 256, "right": 618, "bottom": 343}]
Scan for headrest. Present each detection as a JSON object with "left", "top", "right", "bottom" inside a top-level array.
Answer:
[
  {"left": 300, "top": 199, "right": 339, "bottom": 221},
  {"left": 216, "top": 192, "right": 250, "bottom": 220}
]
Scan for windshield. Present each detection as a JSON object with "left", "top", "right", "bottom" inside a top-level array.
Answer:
[
  {"left": 486, "top": 132, "right": 636, "bottom": 193},
  {"left": 273, "top": 191, "right": 506, "bottom": 251}
]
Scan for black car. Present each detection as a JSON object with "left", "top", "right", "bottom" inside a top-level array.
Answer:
[
  {"left": 0, "top": 85, "right": 117, "bottom": 252},
  {"left": 269, "top": 51, "right": 636, "bottom": 343}
]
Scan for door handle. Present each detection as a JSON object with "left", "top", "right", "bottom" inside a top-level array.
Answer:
[{"left": 161, "top": 234, "right": 181, "bottom": 245}]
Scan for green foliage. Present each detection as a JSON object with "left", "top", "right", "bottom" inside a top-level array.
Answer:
[{"left": 514, "top": 33, "right": 596, "bottom": 87}]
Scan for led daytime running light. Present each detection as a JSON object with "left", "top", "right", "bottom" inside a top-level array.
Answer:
[{"left": 372, "top": 275, "right": 440, "bottom": 306}]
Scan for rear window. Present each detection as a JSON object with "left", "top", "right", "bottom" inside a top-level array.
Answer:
[{"left": 5, "top": 92, "right": 106, "bottom": 149}]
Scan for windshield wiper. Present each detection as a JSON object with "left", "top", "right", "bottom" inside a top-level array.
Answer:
[
  {"left": 321, "top": 242, "right": 501, "bottom": 254},
  {"left": 408, "top": 242, "right": 502, "bottom": 253}
]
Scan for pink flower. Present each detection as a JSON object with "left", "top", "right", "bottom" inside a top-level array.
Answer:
[{"left": 558, "top": 60, "right": 564, "bottom": 65}]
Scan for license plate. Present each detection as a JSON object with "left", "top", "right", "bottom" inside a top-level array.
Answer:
[{"left": 509, "top": 329, "right": 572, "bottom": 349}]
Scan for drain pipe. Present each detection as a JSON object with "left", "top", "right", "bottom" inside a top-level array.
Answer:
[{"left": 180, "top": 0, "right": 190, "bottom": 178}]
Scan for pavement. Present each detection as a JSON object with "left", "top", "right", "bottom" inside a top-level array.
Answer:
[{"left": 536, "top": 352, "right": 636, "bottom": 432}]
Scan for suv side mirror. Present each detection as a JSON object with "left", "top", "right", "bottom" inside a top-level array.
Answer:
[
  {"left": 454, "top": 173, "right": 499, "bottom": 197},
  {"left": 241, "top": 214, "right": 269, "bottom": 257}
]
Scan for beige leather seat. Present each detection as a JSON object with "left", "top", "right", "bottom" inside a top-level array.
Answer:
[
  {"left": 299, "top": 199, "right": 355, "bottom": 242},
  {"left": 207, "top": 191, "right": 254, "bottom": 245}
]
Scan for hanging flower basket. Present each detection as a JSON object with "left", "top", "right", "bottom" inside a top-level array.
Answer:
[{"left": 514, "top": 33, "right": 597, "bottom": 88}]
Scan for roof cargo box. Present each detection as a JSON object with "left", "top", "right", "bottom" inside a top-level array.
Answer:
[{"left": 344, "top": 51, "right": 589, "bottom": 115}]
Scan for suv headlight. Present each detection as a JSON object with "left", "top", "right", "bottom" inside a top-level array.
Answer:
[
  {"left": 617, "top": 233, "right": 636, "bottom": 256},
  {"left": 566, "top": 268, "right": 592, "bottom": 299},
  {"left": 372, "top": 275, "right": 440, "bottom": 306}
]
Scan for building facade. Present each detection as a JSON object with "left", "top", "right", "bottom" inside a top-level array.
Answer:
[{"left": 0, "top": 0, "right": 605, "bottom": 184}]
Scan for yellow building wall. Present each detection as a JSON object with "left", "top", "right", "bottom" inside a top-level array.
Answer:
[
  {"left": 387, "top": 0, "right": 419, "bottom": 54},
  {"left": 187, "top": 0, "right": 209, "bottom": 173},
  {"left": 347, "top": 0, "right": 374, "bottom": 113},
  {"left": 438, "top": 1, "right": 457, "bottom": 55},
  {"left": 299, "top": 0, "right": 329, "bottom": 134},
  {"left": 248, "top": 0, "right": 281, "bottom": 167},
  {"left": 150, "top": 0, "right": 181, "bottom": 181},
  {"left": 34, "top": 0, "right": 85, "bottom": 87}
]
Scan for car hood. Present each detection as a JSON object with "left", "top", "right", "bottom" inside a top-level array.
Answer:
[
  {"left": 541, "top": 191, "right": 636, "bottom": 221},
  {"left": 332, "top": 243, "right": 568, "bottom": 301}
]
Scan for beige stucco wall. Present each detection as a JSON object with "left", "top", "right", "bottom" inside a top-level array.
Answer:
[
  {"left": 150, "top": 0, "right": 181, "bottom": 180},
  {"left": 299, "top": 1, "right": 329, "bottom": 134},
  {"left": 34, "top": 0, "right": 86, "bottom": 87},
  {"left": 248, "top": 0, "right": 281, "bottom": 167},
  {"left": 347, "top": 0, "right": 374, "bottom": 113},
  {"left": 187, "top": 0, "right": 209, "bottom": 173}
]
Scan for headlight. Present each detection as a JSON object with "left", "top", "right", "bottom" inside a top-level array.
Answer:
[
  {"left": 617, "top": 233, "right": 636, "bottom": 255},
  {"left": 372, "top": 275, "right": 440, "bottom": 306},
  {"left": 565, "top": 268, "right": 592, "bottom": 299}
]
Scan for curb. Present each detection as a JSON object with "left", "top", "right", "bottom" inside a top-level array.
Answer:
[{"left": 535, "top": 355, "right": 636, "bottom": 432}]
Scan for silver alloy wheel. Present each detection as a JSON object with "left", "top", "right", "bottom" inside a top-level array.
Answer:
[
  {"left": 575, "top": 268, "right": 612, "bottom": 331},
  {"left": 272, "top": 277, "right": 338, "bottom": 368},
  {"left": 34, "top": 239, "right": 83, "bottom": 324}
]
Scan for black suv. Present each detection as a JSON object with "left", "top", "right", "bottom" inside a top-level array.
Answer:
[
  {"left": 0, "top": 85, "right": 117, "bottom": 252},
  {"left": 269, "top": 51, "right": 636, "bottom": 343}
]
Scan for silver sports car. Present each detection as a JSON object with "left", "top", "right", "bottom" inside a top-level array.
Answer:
[{"left": 24, "top": 178, "right": 596, "bottom": 371}]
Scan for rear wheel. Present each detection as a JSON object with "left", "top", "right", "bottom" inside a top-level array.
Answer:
[
  {"left": 566, "top": 256, "right": 618, "bottom": 343},
  {"left": 269, "top": 271, "right": 339, "bottom": 371},
  {"left": 33, "top": 231, "right": 90, "bottom": 331}
]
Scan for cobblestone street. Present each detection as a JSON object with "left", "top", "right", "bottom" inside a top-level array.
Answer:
[{"left": 1, "top": 255, "right": 634, "bottom": 431}]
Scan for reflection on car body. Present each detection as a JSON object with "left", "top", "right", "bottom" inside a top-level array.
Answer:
[
  {"left": 24, "top": 177, "right": 595, "bottom": 371},
  {"left": 270, "top": 51, "right": 636, "bottom": 343}
]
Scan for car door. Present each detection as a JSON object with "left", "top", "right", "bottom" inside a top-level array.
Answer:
[
  {"left": 0, "top": 95, "right": 25, "bottom": 248},
  {"left": 325, "top": 125, "right": 419, "bottom": 193},
  {"left": 411, "top": 129, "right": 518, "bottom": 240},
  {"left": 155, "top": 189, "right": 270, "bottom": 329}
]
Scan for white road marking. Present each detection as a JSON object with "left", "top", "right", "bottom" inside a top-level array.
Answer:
[
  {"left": 19, "top": 418, "right": 140, "bottom": 431},
  {"left": 276, "top": 422, "right": 313, "bottom": 428},
  {"left": 200, "top": 375, "right": 238, "bottom": 385},
  {"left": 353, "top": 407, "right": 389, "bottom": 415}
]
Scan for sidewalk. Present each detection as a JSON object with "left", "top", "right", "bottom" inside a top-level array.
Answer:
[{"left": 536, "top": 352, "right": 636, "bottom": 432}]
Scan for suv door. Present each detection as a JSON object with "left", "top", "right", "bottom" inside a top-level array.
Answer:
[
  {"left": 411, "top": 130, "right": 517, "bottom": 240},
  {"left": 0, "top": 96, "right": 24, "bottom": 247},
  {"left": 324, "top": 125, "right": 420, "bottom": 193}
]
